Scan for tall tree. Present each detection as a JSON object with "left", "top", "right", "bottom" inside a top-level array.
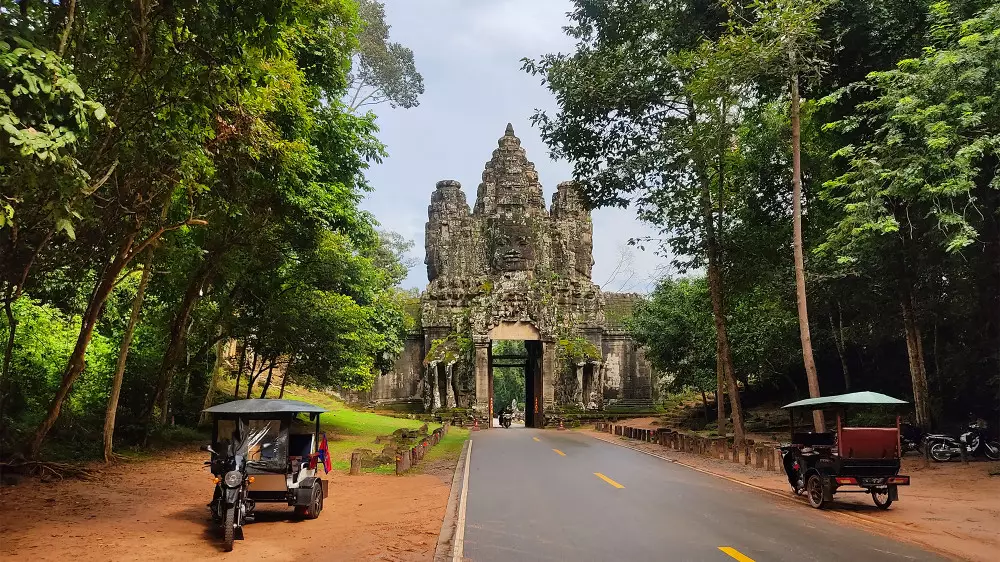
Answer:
[
  {"left": 524, "top": 0, "right": 748, "bottom": 444},
  {"left": 347, "top": 0, "right": 425, "bottom": 111},
  {"left": 720, "top": 0, "right": 834, "bottom": 431}
]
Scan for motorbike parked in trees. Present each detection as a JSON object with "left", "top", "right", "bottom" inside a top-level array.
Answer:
[
  {"left": 899, "top": 422, "right": 924, "bottom": 455},
  {"left": 925, "top": 421, "right": 1000, "bottom": 462}
]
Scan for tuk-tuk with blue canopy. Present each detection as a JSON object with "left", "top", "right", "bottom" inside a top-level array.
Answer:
[
  {"left": 201, "top": 399, "right": 331, "bottom": 551},
  {"left": 779, "top": 391, "right": 911, "bottom": 510}
]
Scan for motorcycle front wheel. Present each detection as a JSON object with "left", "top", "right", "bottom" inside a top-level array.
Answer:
[
  {"left": 929, "top": 441, "right": 953, "bottom": 462},
  {"left": 984, "top": 441, "right": 1000, "bottom": 461},
  {"left": 223, "top": 505, "right": 235, "bottom": 552}
]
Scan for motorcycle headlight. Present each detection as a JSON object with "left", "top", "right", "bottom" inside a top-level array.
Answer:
[{"left": 224, "top": 470, "right": 243, "bottom": 488}]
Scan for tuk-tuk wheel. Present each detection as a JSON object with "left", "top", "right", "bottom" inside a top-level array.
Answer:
[
  {"left": 295, "top": 485, "right": 324, "bottom": 520},
  {"left": 806, "top": 475, "right": 827, "bottom": 509},
  {"left": 871, "top": 487, "right": 893, "bottom": 510}
]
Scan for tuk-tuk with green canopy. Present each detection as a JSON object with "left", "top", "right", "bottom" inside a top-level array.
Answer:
[{"left": 779, "top": 391, "right": 911, "bottom": 510}]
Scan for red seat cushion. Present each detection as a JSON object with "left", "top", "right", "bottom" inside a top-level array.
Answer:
[{"left": 839, "top": 428, "right": 899, "bottom": 459}]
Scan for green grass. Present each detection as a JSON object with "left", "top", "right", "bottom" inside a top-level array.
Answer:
[{"left": 420, "top": 427, "right": 470, "bottom": 465}]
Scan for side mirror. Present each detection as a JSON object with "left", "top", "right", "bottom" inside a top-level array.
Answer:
[{"left": 201, "top": 444, "right": 216, "bottom": 454}]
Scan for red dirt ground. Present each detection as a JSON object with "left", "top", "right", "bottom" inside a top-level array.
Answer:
[
  {"left": 584, "top": 428, "right": 1000, "bottom": 562},
  {"left": 0, "top": 446, "right": 451, "bottom": 562}
]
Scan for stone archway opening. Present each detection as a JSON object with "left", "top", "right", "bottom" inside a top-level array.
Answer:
[{"left": 488, "top": 322, "right": 543, "bottom": 428}]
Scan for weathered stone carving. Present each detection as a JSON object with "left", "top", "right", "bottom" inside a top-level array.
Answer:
[{"left": 351, "top": 125, "right": 655, "bottom": 422}]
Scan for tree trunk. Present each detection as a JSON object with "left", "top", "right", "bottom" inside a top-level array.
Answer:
[
  {"left": 829, "top": 305, "right": 851, "bottom": 392},
  {"left": 200, "top": 339, "right": 226, "bottom": 426},
  {"left": 716, "top": 346, "right": 727, "bottom": 436},
  {"left": 103, "top": 248, "right": 154, "bottom": 462},
  {"left": 278, "top": 366, "right": 290, "bottom": 399},
  {"left": 151, "top": 258, "right": 216, "bottom": 424},
  {"left": 29, "top": 232, "right": 137, "bottom": 457},
  {"left": 1, "top": 299, "right": 17, "bottom": 413},
  {"left": 700, "top": 389, "right": 710, "bottom": 423},
  {"left": 901, "top": 291, "right": 932, "bottom": 429},
  {"left": 259, "top": 358, "right": 276, "bottom": 399},
  {"left": 790, "top": 69, "right": 825, "bottom": 432},
  {"left": 245, "top": 349, "right": 260, "bottom": 399},
  {"left": 700, "top": 166, "right": 745, "bottom": 445},
  {"left": 233, "top": 341, "right": 247, "bottom": 398}
]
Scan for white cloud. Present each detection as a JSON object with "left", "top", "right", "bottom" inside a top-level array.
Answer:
[{"left": 366, "top": 1, "right": 667, "bottom": 293}]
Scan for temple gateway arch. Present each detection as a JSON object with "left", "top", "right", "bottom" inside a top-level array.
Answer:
[{"left": 344, "top": 124, "right": 656, "bottom": 427}]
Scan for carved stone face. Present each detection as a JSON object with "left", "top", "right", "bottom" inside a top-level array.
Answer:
[{"left": 488, "top": 218, "right": 535, "bottom": 272}]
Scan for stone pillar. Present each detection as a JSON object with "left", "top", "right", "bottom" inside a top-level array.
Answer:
[
  {"left": 593, "top": 361, "right": 604, "bottom": 410},
  {"left": 575, "top": 363, "right": 585, "bottom": 407},
  {"left": 542, "top": 340, "right": 557, "bottom": 409},
  {"left": 474, "top": 340, "right": 490, "bottom": 416},
  {"left": 429, "top": 362, "right": 441, "bottom": 411},
  {"left": 445, "top": 362, "right": 457, "bottom": 409}
]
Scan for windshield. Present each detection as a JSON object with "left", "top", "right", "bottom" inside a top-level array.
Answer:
[{"left": 215, "top": 418, "right": 287, "bottom": 471}]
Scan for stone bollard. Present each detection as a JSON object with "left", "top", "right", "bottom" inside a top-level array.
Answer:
[
  {"left": 396, "top": 449, "right": 411, "bottom": 475},
  {"left": 755, "top": 446, "right": 765, "bottom": 469},
  {"left": 411, "top": 446, "right": 418, "bottom": 466},
  {"left": 350, "top": 452, "right": 362, "bottom": 475},
  {"left": 744, "top": 439, "right": 754, "bottom": 466},
  {"left": 765, "top": 447, "right": 774, "bottom": 471}
]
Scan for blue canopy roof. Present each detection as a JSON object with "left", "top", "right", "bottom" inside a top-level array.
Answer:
[{"left": 782, "top": 391, "right": 908, "bottom": 409}]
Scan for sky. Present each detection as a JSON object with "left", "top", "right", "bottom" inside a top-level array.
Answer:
[{"left": 361, "top": 0, "right": 670, "bottom": 293}]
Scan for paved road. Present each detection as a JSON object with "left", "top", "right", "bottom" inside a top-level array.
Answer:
[{"left": 462, "top": 428, "right": 944, "bottom": 562}]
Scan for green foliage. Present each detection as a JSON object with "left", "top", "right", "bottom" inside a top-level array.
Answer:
[
  {"left": 425, "top": 332, "right": 472, "bottom": 366},
  {"left": 492, "top": 340, "right": 526, "bottom": 411},
  {"left": 0, "top": 36, "right": 109, "bottom": 236},
  {"left": 556, "top": 336, "right": 601, "bottom": 364},
  {"left": 347, "top": 0, "right": 425, "bottom": 111},
  {"left": 629, "top": 278, "right": 716, "bottom": 393},
  {"left": 0, "top": 297, "right": 115, "bottom": 434},
  {"left": 0, "top": 0, "right": 417, "bottom": 457},
  {"left": 529, "top": 0, "right": 999, "bottom": 428},
  {"left": 822, "top": 2, "right": 1000, "bottom": 254}
]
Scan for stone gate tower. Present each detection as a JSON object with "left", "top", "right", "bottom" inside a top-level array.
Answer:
[{"left": 346, "top": 125, "right": 655, "bottom": 425}]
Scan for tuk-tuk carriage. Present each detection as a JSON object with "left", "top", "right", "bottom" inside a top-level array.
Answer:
[
  {"left": 202, "top": 399, "right": 331, "bottom": 551},
  {"left": 779, "top": 391, "right": 911, "bottom": 510}
]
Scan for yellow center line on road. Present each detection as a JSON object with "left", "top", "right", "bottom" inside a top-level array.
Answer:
[
  {"left": 593, "top": 472, "right": 624, "bottom": 488},
  {"left": 532, "top": 437, "right": 540, "bottom": 442},
  {"left": 718, "top": 547, "right": 755, "bottom": 562},
  {"left": 552, "top": 449, "right": 566, "bottom": 456}
]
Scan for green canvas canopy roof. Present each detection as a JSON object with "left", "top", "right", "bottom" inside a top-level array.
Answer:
[{"left": 781, "top": 391, "right": 908, "bottom": 409}]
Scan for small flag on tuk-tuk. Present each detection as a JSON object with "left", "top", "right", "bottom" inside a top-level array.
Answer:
[{"left": 318, "top": 433, "right": 332, "bottom": 474}]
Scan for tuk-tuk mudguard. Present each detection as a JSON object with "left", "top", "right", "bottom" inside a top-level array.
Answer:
[{"left": 293, "top": 477, "right": 320, "bottom": 506}]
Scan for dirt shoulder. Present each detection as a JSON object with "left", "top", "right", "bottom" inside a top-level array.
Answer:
[
  {"left": 0, "top": 446, "right": 456, "bottom": 562},
  {"left": 582, "top": 429, "right": 1000, "bottom": 562}
]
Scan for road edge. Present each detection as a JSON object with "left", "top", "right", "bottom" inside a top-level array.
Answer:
[
  {"left": 580, "top": 430, "right": 963, "bottom": 562},
  {"left": 433, "top": 437, "right": 472, "bottom": 562}
]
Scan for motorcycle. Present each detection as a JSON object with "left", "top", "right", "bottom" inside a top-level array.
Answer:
[
  {"left": 204, "top": 424, "right": 270, "bottom": 551},
  {"left": 924, "top": 421, "right": 1000, "bottom": 462},
  {"left": 499, "top": 411, "right": 513, "bottom": 428}
]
